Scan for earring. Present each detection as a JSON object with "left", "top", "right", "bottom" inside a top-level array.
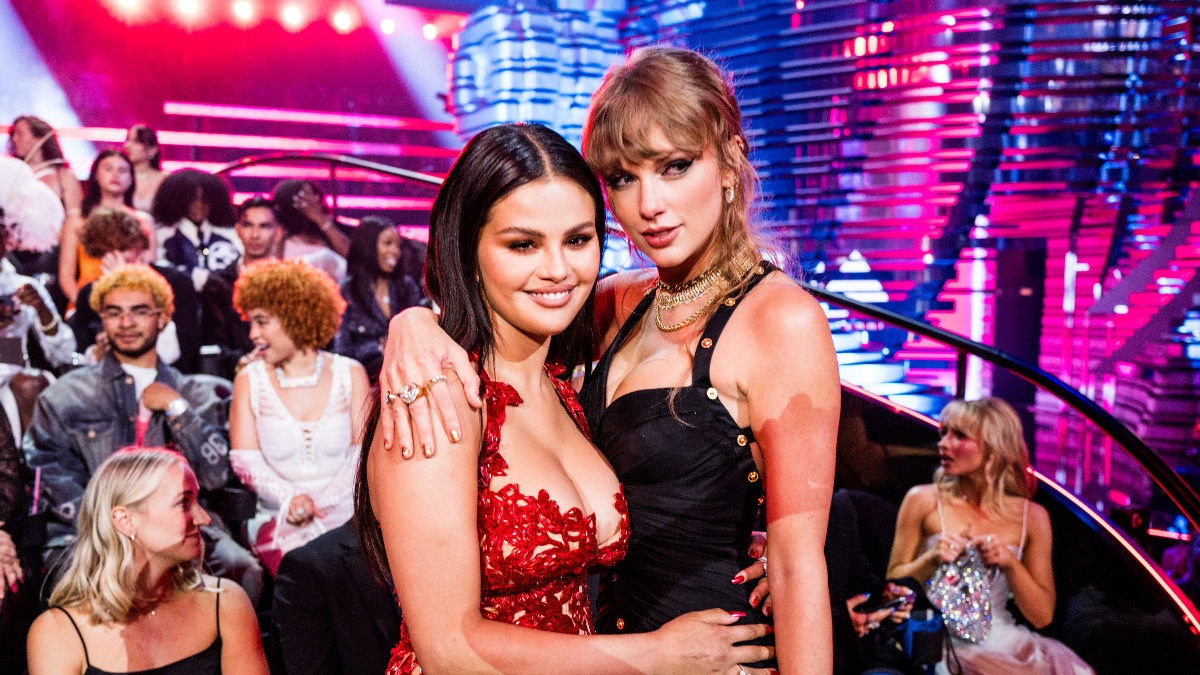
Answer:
[{"left": 724, "top": 186, "right": 735, "bottom": 204}]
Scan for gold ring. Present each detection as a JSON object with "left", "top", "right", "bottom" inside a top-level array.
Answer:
[{"left": 424, "top": 374, "right": 447, "bottom": 393}]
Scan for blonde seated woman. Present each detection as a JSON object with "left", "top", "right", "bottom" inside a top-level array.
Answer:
[
  {"left": 26, "top": 448, "right": 267, "bottom": 675},
  {"left": 886, "top": 397, "right": 1094, "bottom": 675}
]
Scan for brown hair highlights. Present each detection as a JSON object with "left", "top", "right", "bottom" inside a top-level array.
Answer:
[{"left": 583, "top": 46, "right": 771, "bottom": 283}]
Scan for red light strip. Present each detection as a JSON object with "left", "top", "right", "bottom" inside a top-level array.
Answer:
[
  {"left": 1033, "top": 468, "right": 1200, "bottom": 637},
  {"left": 1148, "top": 528, "right": 1193, "bottom": 542},
  {"left": 31, "top": 127, "right": 460, "bottom": 159},
  {"left": 163, "top": 101, "right": 454, "bottom": 132},
  {"left": 839, "top": 381, "right": 940, "bottom": 425}
]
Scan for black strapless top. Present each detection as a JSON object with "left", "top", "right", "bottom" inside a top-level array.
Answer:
[{"left": 579, "top": 262, "right": 775, "bottom": 638}]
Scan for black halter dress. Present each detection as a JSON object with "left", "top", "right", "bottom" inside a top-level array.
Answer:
[{"left": 580, "top": 262, "right": 775, "bottom": 653}]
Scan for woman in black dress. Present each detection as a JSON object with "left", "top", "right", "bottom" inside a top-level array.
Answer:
[{"left": 378, "top": 47, "right": 839, "bottom": 675}]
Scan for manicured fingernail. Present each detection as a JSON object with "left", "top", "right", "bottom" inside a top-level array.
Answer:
[
  {"left": 729, "top": 611, "right": 745, "bottom": 620},
  {"left": 449, "top": 429, "right": 461, "bottom": 443},
  {"left": 731, "top": 573, "right": 745, "bottom": 584},
  {"left": 9, "top": 582, "right": 15, "bottom": 592},
  {"left": 749, "top": 594, "right": 760, "bottom": 608},
  {"left": 763, "top": 605, "right": 772, "bottom": 617},
  {"left": 400, "top": 446, "right": 413, "bottom": 459},
  {"left": 765, "top": 626, "right": 774, "bottom": 635},
  {"left": 749, "top": 548, "right": 761, "bottom": 558},
  {"left": 422, "top": 444, "right": 434, "bottom": 458}
]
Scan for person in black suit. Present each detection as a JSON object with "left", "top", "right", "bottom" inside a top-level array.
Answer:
[{"left": 270, "top": 521, "right": 401, "bottom": 675}]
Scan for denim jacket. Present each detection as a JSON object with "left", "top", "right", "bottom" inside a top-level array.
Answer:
[{"left": 23, "top": 353, "right": 232, "bottom": 553}]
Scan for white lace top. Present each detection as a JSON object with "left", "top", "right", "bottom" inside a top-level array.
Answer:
[{"left": 235, "top": 352, "right": 359, "bottom": 570}]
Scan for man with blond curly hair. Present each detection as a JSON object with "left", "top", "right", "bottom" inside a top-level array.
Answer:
[{"left": 24, "top": 264, "right": 262, "bottom": 600}]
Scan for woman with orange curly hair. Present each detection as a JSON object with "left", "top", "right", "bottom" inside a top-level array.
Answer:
[{"left": 228, "top": 259, "right": 369, "bottom": 573}]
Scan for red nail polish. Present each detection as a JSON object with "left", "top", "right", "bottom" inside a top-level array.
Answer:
[
  {"left": 749, "top": 594, "right": 760, "bottom": 608},
  {"left": 731, "top": 573, "right": 745, "bottom": 584},
  {"left": 763, "top": 605, "right": 772, "bottom": 617},
  {"left": 729, "top": 611, "right": 746, "bottom": 620}
]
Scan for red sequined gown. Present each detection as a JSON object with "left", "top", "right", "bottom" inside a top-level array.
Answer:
[{"left": 386, "top": 365, "right": 629, "bottom": 674}]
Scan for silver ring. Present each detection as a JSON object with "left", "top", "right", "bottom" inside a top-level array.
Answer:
[
  {"left": 757, "top": 555, "right": 768, "bottom": 576},
  {"left": 384, "top": 391, "right": 398, "bottom": 405},
  {"left": 399, "top": 382, "right": 424, "bottom": 405}
]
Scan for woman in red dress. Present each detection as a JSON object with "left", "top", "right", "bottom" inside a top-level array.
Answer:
[{"left": 356, "top": 123, "right": 770, "bottom": 674}]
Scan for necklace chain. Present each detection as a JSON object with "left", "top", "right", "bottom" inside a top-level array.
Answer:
[
  {"left": 652, "top": 251, "right": 760, "bottom": 333},
  {"left": 276, "top": 351, "right": 325, "bottom": 389}
]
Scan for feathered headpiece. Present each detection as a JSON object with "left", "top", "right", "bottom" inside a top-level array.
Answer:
[{"left": 0, "top": 156, "right": 64, "bottom": 252}]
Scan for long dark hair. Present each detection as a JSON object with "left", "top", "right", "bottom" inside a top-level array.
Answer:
[
  {"left": 272, "top": 179, "right": 334, "bottom": 246},
  {"left": 81, "top": 150, "right": 135, "bottom": 217},
  {"left": 151, "top": 169, "right": 235, "bottom": 227},
  {"left": 128, "top": 124, "right": 161, "bottom": 170},
  {"left": 354, "top": 123, "right": 607, "bottom": 583},
  {"left": 345, "top": 215, "right": 397, "bottom": 319}
]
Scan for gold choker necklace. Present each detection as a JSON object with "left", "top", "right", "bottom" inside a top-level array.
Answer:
[
  {"left": 652, "top": 251, "right": 760, "bottom": 333},
  {"left": 655, "top": 266, "right": 726, "bottom": 311}
]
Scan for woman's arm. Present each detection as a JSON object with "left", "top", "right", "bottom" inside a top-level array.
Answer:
[
  {"left": 347, "top": 358, "right": 370, "bottom": 442},
  {"left": 215, "top": 579, "right": 270, "bottom": 674},
  {"left": 369, "top": 380, "right": 766, "bottom": 674},
  {"left": 741, "top": 284, "right": 839, "bottom": 675},
  {"left": 229, "top": 370, "right": 261, "bottom": 451},
  {"left": 57, "top": 215, "right": 81, "bottom": 303},
  {"left": 885, "top": 485, "right": 949, "bottom": 582},
  {"left": 974, "top": 502, "right": 1056, "bottom": 628}
]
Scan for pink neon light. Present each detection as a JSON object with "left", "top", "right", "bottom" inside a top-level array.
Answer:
[
  {"left": 163, "top": 101, "right": 453, "bottom": 132},
  {"left": 43, "top": 126, "right": 459, "bottom": 159},
  {"left": 231, "top": 192, "right": 434, "bottom": 211},
  {"left": 1033, "top": 468, "right": 1200, "bottom": 638},
  {"left": 1148, "top": 528, "right": 1193, "bottom": 542},
  {"left": 840, "top": 381, "right": 939, "bottom": 426}
]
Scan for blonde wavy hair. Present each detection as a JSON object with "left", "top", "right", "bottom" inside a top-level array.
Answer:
[
  {"left": 89, "top": 264, "right": 175, "bottom": 323},
  {"left": 935, "top": 397, "right": 1034, "bottom": 516},
  {"left": 233, "top": 258, "right": 345, "bottom": 349},
  {"left": 583, "top": 45, "right": 776, "bottom": 295},
  {"left": 49, "top": 449, "right": 202, "bottom": 624}
]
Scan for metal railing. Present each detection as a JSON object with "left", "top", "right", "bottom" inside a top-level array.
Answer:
[{"left": 802, "top": 281, "right": 1200, "bottom": 535}]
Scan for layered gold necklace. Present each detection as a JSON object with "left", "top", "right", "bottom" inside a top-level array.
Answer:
[{"left": 652, "top": 250, "right": 757, "bottom": 332}]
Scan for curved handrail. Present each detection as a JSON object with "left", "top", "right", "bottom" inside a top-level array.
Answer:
[
  {"left": 212, "top": 152, "right": 445, "bottom": 186},
  {"left": 802, "top": 281, "right": 1200, "bottom": 533}
]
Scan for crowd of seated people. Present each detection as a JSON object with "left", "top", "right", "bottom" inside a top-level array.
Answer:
[
  {"left": 0, "top": 118, "right": 430, "bottom": 674},
  {"left": 1, "top": 115, "right": 1120, "bottom": 675}
]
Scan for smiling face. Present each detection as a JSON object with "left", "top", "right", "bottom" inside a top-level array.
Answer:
[
  {"left": 377, "top": 228, "right": 401, "bottom": 275},
  {"left": 601, "top": 128, "right": 733, "bottom": 279},
  {"left": 476, "top": 177, "right": 600, "bottom": 347},
  {"left": 97, "top": 154, "right": 133, "bottom": 199},
  {"left": 247, "top": 308, "right": 298, "bottom": 365},
  {"left": 123, "top": 462, "right": 210, "bottom": 566}
]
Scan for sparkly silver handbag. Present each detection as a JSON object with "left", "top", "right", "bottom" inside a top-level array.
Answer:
[{"left": 926, "top": 544, "right": 997, "bottom": 644}]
